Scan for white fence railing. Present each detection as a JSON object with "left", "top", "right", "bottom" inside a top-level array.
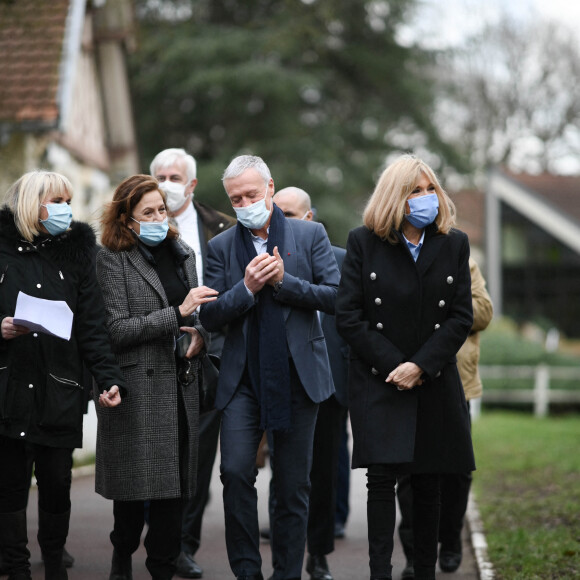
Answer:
[{"left": 479, "top": 364, "right": 580, "bottom": 417}]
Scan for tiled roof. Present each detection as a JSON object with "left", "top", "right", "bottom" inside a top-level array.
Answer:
[
  {"left": 451, "top": 188, "right": 485, "bottom": 247},
  {"left": 0, "top": 0, "right": 70, "bottom": 125},
  {"left": 501, "top": 167, "right": 580, "bottom": 224}
]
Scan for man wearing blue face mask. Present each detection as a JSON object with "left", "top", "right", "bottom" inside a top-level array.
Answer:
[{"left": 199, "top": 156, "right": 340, "bottom": 580}]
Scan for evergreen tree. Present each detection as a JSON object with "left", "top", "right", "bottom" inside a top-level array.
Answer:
[{"left": 130, "top": 0, "right": 461, "bottom": 243}]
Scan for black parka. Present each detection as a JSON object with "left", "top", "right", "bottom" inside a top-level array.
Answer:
[{"left": 0, "top": 207, "right": 125, "bottom": 448}]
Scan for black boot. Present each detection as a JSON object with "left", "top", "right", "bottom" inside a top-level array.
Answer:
[
  {"left": 109, "top": 549, "right": 133, "bottom": 580},
  {"left": 0, "top": 550, "right": 8, "bottom": 575},
  {"left": 37, "top": 508, "right": 69, "bottom": 580},
  {"left": 42, "top": 546, "right": 74, "bottom": 569},
  {"left": 0, "top": 509, "right": 32, "bottom": 580}
]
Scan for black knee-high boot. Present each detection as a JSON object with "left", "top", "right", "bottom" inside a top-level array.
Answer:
[
  {"left": 37, "top": 508, "right": 70, "bottom": 580},
  {"left": 109, "top": 549, "right": 133, "bottom": 580},
  {"left": 0, "top": 510, "right": 32, "bottom": 580}
]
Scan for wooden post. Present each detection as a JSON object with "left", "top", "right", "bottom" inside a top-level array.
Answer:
[{"left": 534, "top": 364, "right": 550, "bottom": 417}]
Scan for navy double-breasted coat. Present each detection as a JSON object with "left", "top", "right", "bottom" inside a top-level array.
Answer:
[{"left": 335, "top": 224, "right": 475, "bottom": 473}]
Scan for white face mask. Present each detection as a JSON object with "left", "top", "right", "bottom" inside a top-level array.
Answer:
[
  {"left": 159, "top": 180, "right": 190, "bottom": 212},
  {"left": 233, "top": 186, "right": 271, "bottom": 230}
]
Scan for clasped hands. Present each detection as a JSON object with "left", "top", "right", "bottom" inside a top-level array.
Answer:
[
  {"left": 386, "top": 362, "right": 423, "bottom": 391},
  {"left": 244, "top": 247, "right": 284, "bottom": 295}
]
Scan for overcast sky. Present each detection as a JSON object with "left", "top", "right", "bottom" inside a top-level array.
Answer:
[{"left": 403, "top": 0, "right": 580, "bottom": 48}]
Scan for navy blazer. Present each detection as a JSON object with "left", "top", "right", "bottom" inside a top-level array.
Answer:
[{"left": 200, "top": 216, "right": 340, "bottom": 410}]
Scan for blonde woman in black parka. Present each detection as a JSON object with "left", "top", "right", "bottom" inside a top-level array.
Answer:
[
  {"left": 336, "top": 155, "right": 475, "bottom": 580},
  {"left": 0, "top": 171, "right": 124, "bottom": 580}
]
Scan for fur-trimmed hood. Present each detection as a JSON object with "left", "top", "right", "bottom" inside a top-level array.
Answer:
[{"left": 0, "top": 206, "right": 97, "bottom": 268}]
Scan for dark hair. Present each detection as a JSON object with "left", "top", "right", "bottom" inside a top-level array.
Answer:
[{"left": 101, "top": 174, "right": 178, "bottom": 251}]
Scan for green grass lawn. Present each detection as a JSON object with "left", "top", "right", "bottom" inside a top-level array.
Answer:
[{"left": 471, "top": 411, "right": 580, "bottom": 579}]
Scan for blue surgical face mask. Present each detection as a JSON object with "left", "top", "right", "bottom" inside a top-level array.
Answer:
[
  {"left": 405, "top": 193, "right": 439, "bottom": 229},
  {"left": 131, "top": 217, "right": 169, "bottom": 246},
  {"left": 40, "top": 203, "right": 73, "bottom": 236},
  {"left": 233, "top": 186, "right": 272, "bottom": 230}
]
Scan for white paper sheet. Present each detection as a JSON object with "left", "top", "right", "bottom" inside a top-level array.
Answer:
[{"left": 13, "top": 291, "right": 74, "bottom": 341}]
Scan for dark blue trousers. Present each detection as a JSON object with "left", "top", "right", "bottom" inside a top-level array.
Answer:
[{"left": 220, "top": 364, "right": 318, "bottom": 579}]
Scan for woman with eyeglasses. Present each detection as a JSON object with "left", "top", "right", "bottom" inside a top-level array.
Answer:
[{"left": 95, "top": 174, "right": 218, "bottom": 580}]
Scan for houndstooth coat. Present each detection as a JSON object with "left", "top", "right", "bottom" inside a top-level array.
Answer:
[{"left": 94, "top": 239, "right": 207, "bottom": 501}]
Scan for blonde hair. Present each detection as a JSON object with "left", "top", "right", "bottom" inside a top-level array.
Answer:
[
  {"left": 4, "top": 170, "right": 73, "bottom": 242},
  {"left": 363, "top": 155, "right": 456, "bottom": 243}
]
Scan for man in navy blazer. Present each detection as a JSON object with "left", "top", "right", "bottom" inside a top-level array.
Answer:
[{"left": 199, "top": 156, "right": 340, "bottom": 580}]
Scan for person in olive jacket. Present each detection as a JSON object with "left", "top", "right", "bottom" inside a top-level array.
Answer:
[
  {"left": 0, "top": 170, "right": 124, "bottom": 580},
  {"left": 335, "top": 155, "right": 475, "bottom": 580}
]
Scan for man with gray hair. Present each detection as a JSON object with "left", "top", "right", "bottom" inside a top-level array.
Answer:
[
  {"left": 150, "top": 148, "right": 235, "bottom": 578},
  {"left": 199, "top": 156, "right": 340, "bottom": 580}
]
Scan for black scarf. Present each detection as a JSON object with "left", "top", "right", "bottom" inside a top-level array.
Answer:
[{"left": 235, "top": 205, "right": 291, "bottom": 431}]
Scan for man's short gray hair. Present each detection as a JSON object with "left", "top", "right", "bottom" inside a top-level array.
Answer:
[
  {"left": 222, "top": 155, "right": 271, "bottom": 185},
  {"left": 150, "top": 148, "right": 197, "bottom": 182}
]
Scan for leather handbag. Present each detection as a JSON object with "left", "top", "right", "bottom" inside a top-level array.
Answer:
[
  {"left": 176, "top": 333, "right": 219, "bottom": 415},
  {"left": 198, "top": 352, "right": 219, "bottom": 415}
]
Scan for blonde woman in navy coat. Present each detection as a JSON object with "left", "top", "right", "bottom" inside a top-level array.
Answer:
[{"left": 335, "top": 155, "right": 475, "bottom": 580}]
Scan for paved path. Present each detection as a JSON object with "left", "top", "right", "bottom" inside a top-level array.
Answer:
[{"left": 15, "top": 455, "right": 479, "bottom": 580}]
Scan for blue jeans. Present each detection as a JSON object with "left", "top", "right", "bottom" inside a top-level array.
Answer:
[{"left": 220, "top": 363, "right": 318, "bottom": 579}]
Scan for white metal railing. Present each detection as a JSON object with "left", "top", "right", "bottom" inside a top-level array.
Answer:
[{"left": 479, "top": 364, "right": 580, "bottom": 417}]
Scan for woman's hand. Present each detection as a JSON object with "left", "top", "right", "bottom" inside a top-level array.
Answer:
[
  {"left": 179, "top": 327, "right": 205, "bottom": 358},
  {"left": 386, "top": 362, "right": 424, "bottom": 390},
  {"left": 1, "top": 317, "right": 30, "bottom": 340},
  {"left": 178, "top": 286, "right": 219, "bottom": 318},
  {"left": 98, "top": 385, "right": 122, "bottom": 407}
]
